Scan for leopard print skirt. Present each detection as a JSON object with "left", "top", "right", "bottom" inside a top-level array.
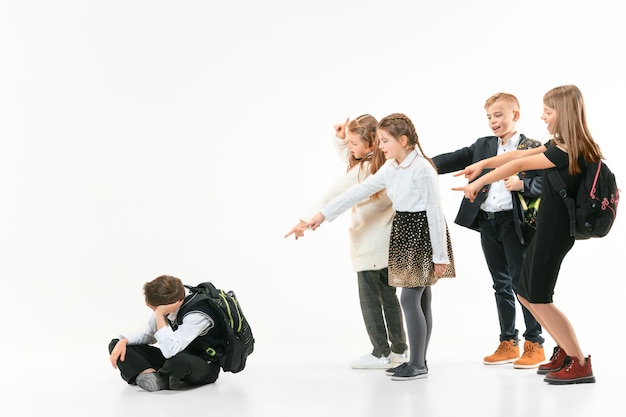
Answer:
[{"left": 388, "top": 211, "right": 456, "bottom": 288}]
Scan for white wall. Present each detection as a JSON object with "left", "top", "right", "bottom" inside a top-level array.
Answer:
[{"left": 1, "top": 0, "right": 624, "bottom": 365}]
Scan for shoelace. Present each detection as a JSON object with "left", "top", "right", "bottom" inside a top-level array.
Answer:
[
  {"left": 496, "top": 342, "right": 515, "bottom": 354},
  {"left": 549, "top": 347, "right": 560, "bottom": 361}
]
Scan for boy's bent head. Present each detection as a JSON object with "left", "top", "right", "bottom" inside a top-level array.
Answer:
[{"left": 144, "top": 275, "right": 185, "bottom": 307}]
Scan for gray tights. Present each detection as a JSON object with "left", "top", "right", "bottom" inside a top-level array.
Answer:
[{"left": 400, "top": 286, "right": 432, "bottom": 367}]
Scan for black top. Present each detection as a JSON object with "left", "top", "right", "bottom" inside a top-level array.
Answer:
[{"left": 518, "top": 143, "right": 583, "bottom": 303}]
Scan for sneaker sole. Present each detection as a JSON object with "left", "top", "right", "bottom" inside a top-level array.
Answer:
[
  {"left": 544, "top": 375, "right": 596, "bottom": 385},
  {"left": 350, "top": 363, "right": 392, "bottom": 369},
  {"left": 390, "top": 374, "right": 428, "bottom": 381},
  {"left": 513, "top": 363, "right": 543, "bottom": 369}
]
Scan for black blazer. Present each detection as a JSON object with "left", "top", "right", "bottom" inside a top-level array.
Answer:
[{"left": 432, "top": 134, "right": 543, "bottom": 245}]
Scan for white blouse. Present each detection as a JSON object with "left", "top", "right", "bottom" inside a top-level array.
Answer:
[{"left": 321, "top": 149, "right": 450, "bottom": 264}]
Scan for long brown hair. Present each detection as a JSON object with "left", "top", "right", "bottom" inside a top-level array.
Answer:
[
  {"left": 346, "top": 114, "right": 386, "bottom": 200},
  {"left": 544, "top": 85, "right": 603, "bottom": 174},
  {"left": 378, "top": 113, "right": 437, "bottom": 172}
]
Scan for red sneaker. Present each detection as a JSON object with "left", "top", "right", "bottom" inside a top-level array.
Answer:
[
  {"left": 537, "top": 346, "right": 567, "bottom": 375},
  {"left": 544, "top": 355, "right": 596, "bottom": 385}
]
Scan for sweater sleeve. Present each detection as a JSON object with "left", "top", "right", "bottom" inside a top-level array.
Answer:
[
  {"left": 301, "top": 162, "right": 369, "bottom": 221},
  {"left": 332, "top": 135, "right": 350, "bottom": 163}
]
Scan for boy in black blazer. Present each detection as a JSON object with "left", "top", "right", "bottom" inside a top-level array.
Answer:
[{"left": 432, "top": 93, "right": 545, "bottom": 368}]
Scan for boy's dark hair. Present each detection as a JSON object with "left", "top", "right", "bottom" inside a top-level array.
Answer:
[{"left": 144, "top": 275, "right": 185, "bottom": 306}]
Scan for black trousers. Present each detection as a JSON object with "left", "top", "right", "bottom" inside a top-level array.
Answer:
[
  {"left": 108, "top": 339, "right": 220, "bottom": 386},
  {"left": 477, "top": 211, "right": 544, "bottom": 344}
]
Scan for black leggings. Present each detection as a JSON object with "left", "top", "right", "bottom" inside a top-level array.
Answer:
[{"left": 400, "top": 286, "right": 432, "bottom": 367}]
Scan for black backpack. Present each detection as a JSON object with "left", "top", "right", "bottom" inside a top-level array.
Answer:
[
  {"left": 549, "top": 160, "right": 620, "bottom": 239},
  {"left": 181, "top": 282, "right": 254, "bottom": 373}
]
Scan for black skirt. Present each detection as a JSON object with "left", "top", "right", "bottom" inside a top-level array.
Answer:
[{"left": 388, "top": 211, "right": 456, "bottom": 287}]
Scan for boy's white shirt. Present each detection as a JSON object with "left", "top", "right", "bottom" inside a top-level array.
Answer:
[
  {"left": 120, "top": 288, "right": 214, "bottom": 358},
  {"left": 481, "top": 133, "right": 523, "bottom": 212}
]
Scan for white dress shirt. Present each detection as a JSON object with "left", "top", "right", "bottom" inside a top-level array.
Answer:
[{"left": 481, "top": 133, "right": 522, "bottom": 212}]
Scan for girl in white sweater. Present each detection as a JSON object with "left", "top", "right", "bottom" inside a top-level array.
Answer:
[{"left": 285, "top": 114, "right": 408, "bottom": 369}]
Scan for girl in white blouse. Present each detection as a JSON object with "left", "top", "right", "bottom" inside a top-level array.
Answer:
[{"left": 306, "top": 113, "right": 456, "bottom": 381}]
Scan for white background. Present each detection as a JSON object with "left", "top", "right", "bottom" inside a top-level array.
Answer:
[{"left": 1, "top": 0, "right": 624, "bottom": 393}]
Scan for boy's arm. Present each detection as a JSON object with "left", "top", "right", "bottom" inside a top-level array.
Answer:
[
  {"left": 458, "top": 146, "right": 547, "bottom": 182},
  {"left": 432, "top": 147, "right": 474, "bottom": 174},
  {"left": 154, "top": 311, "right": 214, "bottom": 358}
]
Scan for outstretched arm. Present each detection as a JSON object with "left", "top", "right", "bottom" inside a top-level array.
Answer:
[
  {"left": 306, "top": 212, "right": 326, "bottom": 230},
  {"left": 452, "top": 152, "right": 554, "bottom": 202},
  {"left": 454, "top": 146, "right": 547, "bottom": 182}
]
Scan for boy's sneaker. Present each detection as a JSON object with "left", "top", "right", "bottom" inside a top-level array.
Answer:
[
  {"left": 136, "top": 372, "right": 169, "bottom": 392},
  {"left": 350, "top": 353, "right": 391, "bottom": 369},
  {"left": 136, "top": 372, "right": 181, "bottom": 392},
  {"left": 390, "top": 350, "right": 409, "bottom": 363},
  {"left": 390, "top": 364, "right": 428, "bottom": 381},
  {"left": 544, "top": 355, "right": 596, "bottom": 385},
  {"left": 514, "top": 341, "right": 546, "bottom": 369},
  {"left": 537, "top": 346, "right": 567, "bottom": 375},
  {"left": 483, "top": 339, "right": 520, "bottom": 365}
]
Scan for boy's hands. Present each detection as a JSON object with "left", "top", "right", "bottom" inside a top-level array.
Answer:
[
  {"left": 155, "top": 300, "right": 184, "bottom": 316},
  {"left": 334, "top": 118, "right": 349, "bottom": 140},
  {"left": 110, "top": 338, "right": 128, "bottom": 369},
  {"left": 504, "top": 175, "right": 523, "bottom": 192}
]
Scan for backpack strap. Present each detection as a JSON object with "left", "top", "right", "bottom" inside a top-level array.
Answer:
[
  {"left": 547, "top": 170, "right": 577, "bottom": 237},
  {"left": 517, "top": 192, "right": 528, "bottom": 211}
]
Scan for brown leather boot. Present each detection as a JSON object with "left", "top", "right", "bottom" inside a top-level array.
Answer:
[
  {"left": 514, "top": 341, "right": 546, "bottom": 369},
  {"left": 483, "top": 339, "right": 519, "bottom": 365},
  {"left": 544, "top": 355, "right": 596, "bottom": 385}
]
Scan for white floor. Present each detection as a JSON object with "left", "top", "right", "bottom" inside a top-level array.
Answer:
[{"left": 3, "top": 342, "right": 619, "bottom": 417}]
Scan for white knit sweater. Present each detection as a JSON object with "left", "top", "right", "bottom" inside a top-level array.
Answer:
[{"left": 301, "top": 136, "right": 393, "bottom": 272}]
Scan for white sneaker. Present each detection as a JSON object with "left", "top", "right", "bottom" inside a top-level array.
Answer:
[
  {"left": 350, "top": 353, "right": 391, "bottom": 369},
  {"left": 390, "top": 350, "right": 409, "bottom": 363}
]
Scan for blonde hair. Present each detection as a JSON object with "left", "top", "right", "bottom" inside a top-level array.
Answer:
[
  {"left": 484, "top": 92, "right": 520, "bottom": 112},
  {"left": 347, "top": 114, "right": 386, "bottom": 200},
  {"left": 544, "top": 85, "right": 603, "bottom": 174},
  {"left": 378, "top": 113, "right": 437, "bottom": 172}
]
